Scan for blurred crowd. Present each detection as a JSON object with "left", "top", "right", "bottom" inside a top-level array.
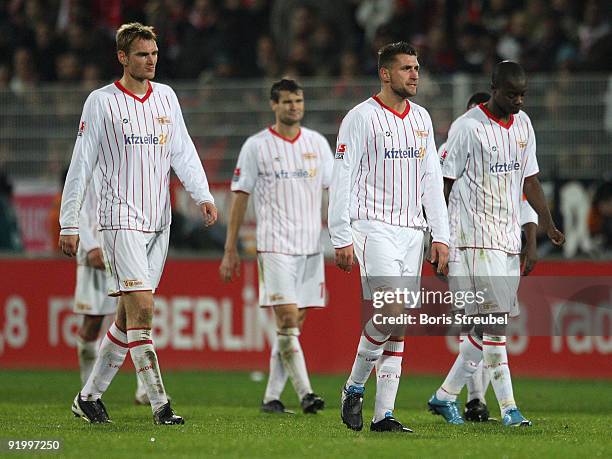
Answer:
[{"left": 0, "top": 0, "right": 610, "bottom": 88}]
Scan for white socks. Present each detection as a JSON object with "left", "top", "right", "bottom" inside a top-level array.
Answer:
[
  {"left": 467, "top": 361, "right": 485, "bottom": 403},
  {"left": 373, "top": 339, "right": 403, "bottom": 422},
  {"left": 81, "top": 322, "right": 128, "bottom": 400},
  {"left": 263, "top": 334, "right": 288, "bottom": 403},
  {"left": 128, "top": 328, "right": 168, "bottom": 412},
  {"left": 276, "top": 327, "right": 312, "bottom": 400},
  {"left": 347, "top": 320, "right": 391, "bottom": 388},
  {"left": 77, "top": 336, "right": 99, "bottom": 386},
  {"left": 436, "top": 334, "right": 483, "bottom": 402},
  {"left": 483, "top": 335, "right": 516, "bottom": 414}
]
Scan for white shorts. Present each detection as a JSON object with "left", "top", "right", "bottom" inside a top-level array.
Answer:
[
  {"left": 448, "top": 247, "right": 520, "bottom": 316},
  {"left": 352, "top": 220, "right": 424, "bottom": 306},
  {"left": 102, "top": 229, "right": 170, "bottom": 295},
  {"left": 74, "top": 264, "right": 117, "bottom": 315},
  {"left": 257, "top": 252, "right": 326, "bottom": 308}
]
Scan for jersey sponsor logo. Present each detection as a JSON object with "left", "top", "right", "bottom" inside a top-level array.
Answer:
[
  {"left": 232, "top": 167, "right": 241, "bottom": 182},
  {"left": 77, "top": 121, "right": 86, "bottom": 137},
  {"left": 272, "top": 168, "right": 317, "bottom": 179},
  {"left": 156, "top": 116, "right": 172, "bottom": 125},
  {"left": 489, "top": 160, "right": 520, "bottom": 175},
  {"left": 123, "top": 133, "right": 167, "bottom": 145},
  {"left": 416, "top": 130, "right": 429, "bottom": 138},
  {"left": 303, "top": 152, "right": 317, "bottom": 160},
  {"left": 122, "top": 118, "right": 131, "bottom": 124},
  {"left": 335, "top": 143, "right": 346, "bottom": 159},
  {"left": 384, "top": 146, "right": 425, "bottom": 160},
  {"left": 123, "top": 279, "right": 144, "bottom": 288}
]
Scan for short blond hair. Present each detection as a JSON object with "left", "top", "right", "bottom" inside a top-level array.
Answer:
[{"left": 116, "top": 22, "right": 156, "bottom": 54}]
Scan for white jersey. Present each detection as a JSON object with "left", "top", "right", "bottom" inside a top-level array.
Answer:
[
  {"left": 231, "top": 126, "right": 333, "bottom": 255},
  {"left": 60, "top": 81, "right": 214, "bottom": 236},
  {"left": 76, "top": 174, "right": 101, "bottom": 266},
  {"left": 438, "top": 139, "right": 538, "bottom": 231},
  {"left": 328, "top": 96, "right": 449, "bottom": 248},
  {"left": 442, "top": 104, "right": 539, "bottom": 253}
]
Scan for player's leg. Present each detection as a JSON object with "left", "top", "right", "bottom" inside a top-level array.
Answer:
[
  {"left": 77, "top": 315, "right": 105, "bottom": 385},
  {"left": 464, "top": 359, "right": 489, "bottom": 421}
]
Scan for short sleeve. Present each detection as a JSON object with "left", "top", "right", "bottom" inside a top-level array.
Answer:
[
  {"left": 523, "top": 117, "right": 539, "bottom": 178},
  {"left": 231, "top": 138, "right": 259, "bottom": 193},
  {"left": 441, "top": 118, "right": 470, "bottom": 180}
]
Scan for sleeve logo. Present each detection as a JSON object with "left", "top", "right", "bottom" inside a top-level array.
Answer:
[
  {"left": 77, "top": 121, "right": 86, "bottom": 137},
  {"left": 232, "top": 167, "right": 241, "bottom": 182},
  {"left": 335, "top": 143, "right": 347, "bottom": 159}
]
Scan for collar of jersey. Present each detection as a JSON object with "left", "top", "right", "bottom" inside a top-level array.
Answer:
[
  {"left": 268, "top": 126, "right": 301, "bottom": 143},
  {"left": 372, "top": 95, "right": 410, "bottom": 119},
  {"left": 114, "top": 80, "right": 153, "bottom": 103},
  {"left": 478, "top": 103, "right": 514, "bottom": 129}
]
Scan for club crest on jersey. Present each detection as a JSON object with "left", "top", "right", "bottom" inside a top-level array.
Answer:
[
  {"left": 384, "top": 146, "right": 425, "bottom": 160},
  {"left": 489, "top": 160, "right": 520, "bottom": 175},
  {"left": 416, "top": 130, "right": 429, "bottom": 138},
  {"left": 232, "top": 167, "right": 241, "bottom": 182},
  {"left": 335, "top": 143, "right": 347, "bottom": 159},
  {"left": 517, "top": 139, "right": 527, "bottom": 149},
  {"left": 156, "top": 116, "right": 172, "bottom": 125},
  {"left": 77, "top": 121, "right": 86, "bottom": 137},
  {"left": 303, "top": 152, "right": 317, "bottom": 160}
]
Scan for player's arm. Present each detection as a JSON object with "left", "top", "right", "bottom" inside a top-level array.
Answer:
[
  {"left": 421, "top": 117, "right": 450, "bottom": 274},
  {"left": 168, "top": 90, "right": 217, "bottom": 227},
  {"left": 520, "top": 198, "right": 538, "bottom": 276},
  {"left": 220, "top": 139, "right": 258, "bottom": 282},
  {"left": 521, "top": 121, "right": 564, "bottom": 246},
  {"left": 59, "top": 92, "right": 102, "bottom": 257},
  {"left": 219, "top": 191, "right": 249, "bottom": 282},
  {"left": 328, "top": 110, "right": 363, "bottom": 272},
  {"left": 79, "top": 180, "right": 104, "bottom": 270}
]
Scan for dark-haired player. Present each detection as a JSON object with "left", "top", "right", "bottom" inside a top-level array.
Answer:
[
  {"left": 329, "top": 42, "right": 450, "bottom": 432},
  {"left": 429, "top": 61, "right": 564, "bottom": 427},
  {"left": 220, "top": 79, "right": 332, "bottom": 415}
]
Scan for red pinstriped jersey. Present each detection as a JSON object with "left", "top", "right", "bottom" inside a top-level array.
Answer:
[
  {"left": 60, "top": 81, "right": 214, "bottom": 235},
  {"left": 328, "top": 96, "right": 450, "bottom": 249},
  {"left": 231, "top": 126, "right": 334, "bottom": 255},
  {"left": 442, "top": 104, "right": 539, "bottom": 253}
]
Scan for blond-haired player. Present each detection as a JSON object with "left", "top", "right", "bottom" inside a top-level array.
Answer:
[{"left": 59, "top": 22, "right": 217, "bottom": 425}]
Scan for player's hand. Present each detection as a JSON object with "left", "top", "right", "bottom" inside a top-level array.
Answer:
[
  {"left": 335, "top": 245, "right": 354, "bottom": 273},
  {"left": 59, "top": 235, "right": 79, "bottom": 257},
  {"left": 87, "top": 248, "right": 105, "bottom": 270},
  {"left": 520, "top": 243, "right": 538, "bottom": 276},
  {"left": 219, "top": 248, "right": 240, "bottom": 282},
  {"left": 200, "top": 201, "right": 218, "bottom": 227},
  {"left": 429, "top": 242, "right": 449, "bottom": 275},
  {"left": 547, "top": 226, "right": 565, "bottom": 246}
]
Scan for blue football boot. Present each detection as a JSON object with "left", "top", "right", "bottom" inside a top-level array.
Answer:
[
  {"left": 428, "top": 394, "right": 464, "bottom": 425},
  {"left": 502, "top": 408, "right": 532, "bottom": 427}
]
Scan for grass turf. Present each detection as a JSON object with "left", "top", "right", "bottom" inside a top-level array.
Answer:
[{"left": 1, "top": 370, "right": 610, "bottom": 458}]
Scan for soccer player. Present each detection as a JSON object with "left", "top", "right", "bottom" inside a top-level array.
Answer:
[
  {"left": 428, "top": 61, "right": 564, "bottom": 427},
  {"left": 220, "top": 79, "right": 332, "bottom": 415},
  {"left": 438, "top": 92, "right": 539, "bottom": 422},
  {"left": 328, "top": 42, "right": 450, "bottom": 432},
  {"left": 59, "top": 22, "right": 217, "bottom": 425}
]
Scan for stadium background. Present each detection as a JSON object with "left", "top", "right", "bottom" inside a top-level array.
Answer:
[{"left": 0, "top": 0, "right": 610, "bottom": 380}]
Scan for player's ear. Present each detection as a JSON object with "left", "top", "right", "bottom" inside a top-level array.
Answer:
[
  {"left": 117, "top": 50, "right": 128, "bottom": 67},
  {"left": 269, "top": 99, "right": 276, "bottom": 111},
  {"left": 379, "top": 66, "right": 390, "bottom": 84}
]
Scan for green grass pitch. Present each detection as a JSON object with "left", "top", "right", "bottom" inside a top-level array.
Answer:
[{"left": 1, "top": 370, "right": 610, "bottom": 458}]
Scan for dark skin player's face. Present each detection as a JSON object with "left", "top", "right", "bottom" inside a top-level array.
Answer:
[{"left": 492, "top": 78, "right": 527, "bottom": 115}]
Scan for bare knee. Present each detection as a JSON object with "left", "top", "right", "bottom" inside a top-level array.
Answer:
[
  {"left": 122, "top": 291, "right": 154, "bottom": 328},
  {"left": 79, "top": 315, "right": 105, "bottom": 341},
  {"left": 274, "top": 304, "right": 299, "bottom": 329}
]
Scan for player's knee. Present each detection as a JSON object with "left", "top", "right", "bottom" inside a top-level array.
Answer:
[{"left": 277, "top": 313, "right": 298, "bottom": 329}]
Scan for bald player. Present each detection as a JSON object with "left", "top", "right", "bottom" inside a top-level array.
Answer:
[{"left": 428, "top": 61, "right": 564, "bottom": 427}]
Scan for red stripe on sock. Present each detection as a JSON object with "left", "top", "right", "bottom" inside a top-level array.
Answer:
[
  {"left": 106, "top": 330, "right": 128, "bottom": 348},
  {"left": 127, "top": 327, "right": 152, "bottom": 331},
  {"left": 382, "top": 350, "right": 403, "bottom": 357},
  {"left": 468, "top": 334, "right": 482, "bottom": 350},
  {"left": 128, "top": 339, "right": 153, "bottom": 348},
  {"left": 364, "top": 331, "right": 387, "bottom": 346},
  {"left": 483, "top": 341, "right": 506, "bottom": 346}
]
